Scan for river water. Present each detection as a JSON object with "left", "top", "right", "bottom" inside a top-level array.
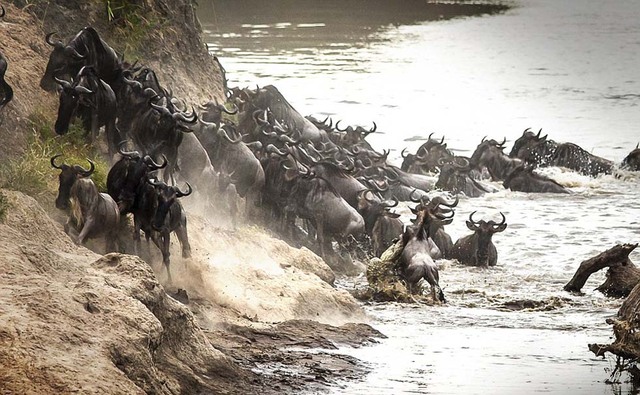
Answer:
[{"left": 197, "top": 1, "right": 640, "bottom": 393}]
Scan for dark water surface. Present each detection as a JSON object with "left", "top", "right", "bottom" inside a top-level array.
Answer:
[{"left": 197, "top": 1, "right": 640, "bottom": 393}]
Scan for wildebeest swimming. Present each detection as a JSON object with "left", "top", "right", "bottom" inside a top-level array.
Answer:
[
  {"left": 621, "top": 144, "right": 640, "bottom": 171},
  {"left": 34, "top": 26, "right": 635, "bottom": 293},
  {"left": 509, "top": 128, "right": 613, "bottom": 177},
  {"left": 450, "top": 212, "right": 508, "bottom": 267}
]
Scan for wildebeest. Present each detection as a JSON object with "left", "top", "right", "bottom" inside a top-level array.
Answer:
[
  {"left": 398, "top": 196, "right": 452, "bottom": 302},
  {"left": 51, "top": 154, "right": 120, "bottom": 252},
  {"left": 469, "top": 137, "right": 522, "bottom": 181},
  {"left": 195, "top": 120, "right": 265, "bottom": 218},
  {"left": 503, "top": 164, "right": 569, "bottom": 194},
  {"left": 356, "top": 191, "right": 403, "bottom": 257},
  {"left": 409, "top": 193, "right": 459, "bottom": 259},
  {"left": 621, "top": 144, "right": 640, "bottom": 171},
  {"left": 106, "top": 143, "right": 167, "bottom": 216},
  {"left": 287, "top": 165, "right": 365, "bottom": 261},
  {"left": 450, "top": 211, "right": 507, "bottom": 267},
  {"left": 40, "top": 27, "right": 122, "bottom": 92},
  {"left": 234, "top": 85, "right": 336, "bottom": 147},
  {"left": 145, "top": 178, "right": 192, "bottom": 283},
  {"left": 54, "top": 66, "right": 122, "bottom": 158},
  {"left": 400, "top": 133, "right": 454, "bottom": 174},
  {"left": 509, "top": 128, "right": 613, "bottom": 177},
  {"left": 0, "top": 47, "right": 13, "bottom": 110},
  {"left": 119, "top": 86, "right": 198, "bottom": 183},
  {"left": 435, "top": 159, "right": 495, "bottom": 198}
]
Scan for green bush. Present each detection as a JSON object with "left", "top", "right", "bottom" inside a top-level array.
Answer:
[
  {"left": 104, "top": 0, "right": 161, "bottom": 58},
  {"left": 0, "top": 107, "right": 110, "bottom": 199}
]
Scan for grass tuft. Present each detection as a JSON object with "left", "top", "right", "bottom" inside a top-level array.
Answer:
[{"left": 0, "top": 192, "right": 8, "bottom": 223}]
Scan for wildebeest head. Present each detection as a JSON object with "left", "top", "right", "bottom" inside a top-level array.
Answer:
[
  {"left": 108, "top": 143, "right": 168, "bottom": 214},
  {"left": 199, "top": 98, "right": 238, "bottom": 125},
  {"left": 469, "top": 136, "right": 507, "bottom": 166},
  {"left": 50, "top": 154, "right": 95, "bottom": 210},
  {"left": 147, "top": 179, "right": 192, "bottom": 231},
  {"left": 402, "top": 133, "right": 454, "bottom": 173},
  {"left": 40, "top": 32, "right": 86, "bottom": 92},
  {"left": 435, "top": 157, "right": 491, "bottom": 197},
  {"left": 621, "top": 143, "right": 640, "bottom": 171},
  {"left": 465, "top": 211, "right": 507, "bottom": 266},
  {"left": 54, "top": 74, "right": 93, "bottom": 135},
  {"left": 508, "top": 128, "right": 548, "bottom": 159}
]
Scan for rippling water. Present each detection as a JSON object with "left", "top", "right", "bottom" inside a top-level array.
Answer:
[{"left": 198, "top": 1, "right": 640, "bottom": 393}]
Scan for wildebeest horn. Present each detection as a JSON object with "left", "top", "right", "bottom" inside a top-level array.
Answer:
[
  {"left": 65, "top": 45, "right": 86, "bottom": 60},
  {"left": 401, "top": 148, "right": 410, "bottom": 159},
  {"left": 173, "top": 107, "right": 198, "bottom": 124},
  {"left": 409, "top": 189, "right": 423, "bottom": 203},
  {"left": 436, "top": 194, "right": 459, "bottom": 208},
  {"left": 176, "top": 182, "right": 193, "bottom": 198},
  {"left": 523, "top": 127, "right": 532, "bottom": 135},
  {"left": 74, "top": 85, "right": 94, "bottom": 95},
  {"left": 383, "top": 197, "right": 398, "bottom": 208},
  {"left": 434, "top": 209, "right": 455, "bottom": 220},
  {"left": 335, "top": 120, "right": 349, "bottom": 132},
  {"left": 220, "top": 103, "right": 238, "bottom": 115},
  {"left": 481, "top": 136, "right": 487, "bottom": 143},
  {"left": 0, "top": 5, "right": 5, "bottom": 18},
  {"left": 144, "top": 154, "right": 168, "bottom": 170},
  {"left": 636, "top": 142, "right": 639, "bottom": 150},
  {"left": 118, "top": 141, "right": 140, "bottom": 159},
  {"left": 468, "top": 211, "right": 479, "bottom": 225},
  {"left": 494, "top": 212, "right": 507, "bottom": 228},
  {"left": 78, "top": 159, "right": 95, "bottom": 177},
  {"left": 363, "top": 122, "right": 376, "bottom": 136},
  {"left": 147, "top": 177, "right": 164, "bottom": 187},
  {"left": 50, "top": 154, "right": 65, "bottom": 169},
  {"left": 45, "top": 32, "right": 62, "bottom": 47},
  {"left": 54, "top": 77, "right": 72, "bottom": 90},
  {"left": 122, "top": 75, "right": 144, "bottom": 90},
  {"left": 535, "top": 128, "right": 542, "bottom": 138},
  {"left": 440, "top": 136, "right": 445, "bottom": 144},
  {"left": 499, "top": 137, "right": 507, "bottom": 147},
  {"left": 218, "top": 125, "right": 242, "bottom": 144},
  {"left": 427, "top": 132, "right": 434, "bottom": 141},
  {"left": 253, "top": 109, "right": 269, "bottom": 125},
  {"left": 453, "top": 157, "right": 470, "bottom": 168}
]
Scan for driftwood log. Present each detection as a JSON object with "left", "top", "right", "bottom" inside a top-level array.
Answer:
[
  {"left": 589, "top": 278, "right": 640, "bottom": 385},
  {"left": 564, "top": 243, "right": 639, "bottom": 297}
]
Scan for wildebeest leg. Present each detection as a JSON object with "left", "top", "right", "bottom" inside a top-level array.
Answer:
[
  {"left": 105, "top": 231, "right": 117, "bottom": 253},
  {"left": 176, "top": 221, "right": 191, "bottom": 259},
  {"left": 76, "top": 216, "right": 96, "bottom": 245},
  {"left": 150, "top": 231, "right": 172, "bottom": 283},
  {"left": 133, "top": 216, "right": 143, "bottom": 256},
  {"left": 316, "top": 216, "right": 326, "bottom": 259}
]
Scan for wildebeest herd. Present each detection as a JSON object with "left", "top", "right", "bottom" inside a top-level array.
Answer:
[{"left": 3, "top": 17, "right": 638, "bottom": 298}]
